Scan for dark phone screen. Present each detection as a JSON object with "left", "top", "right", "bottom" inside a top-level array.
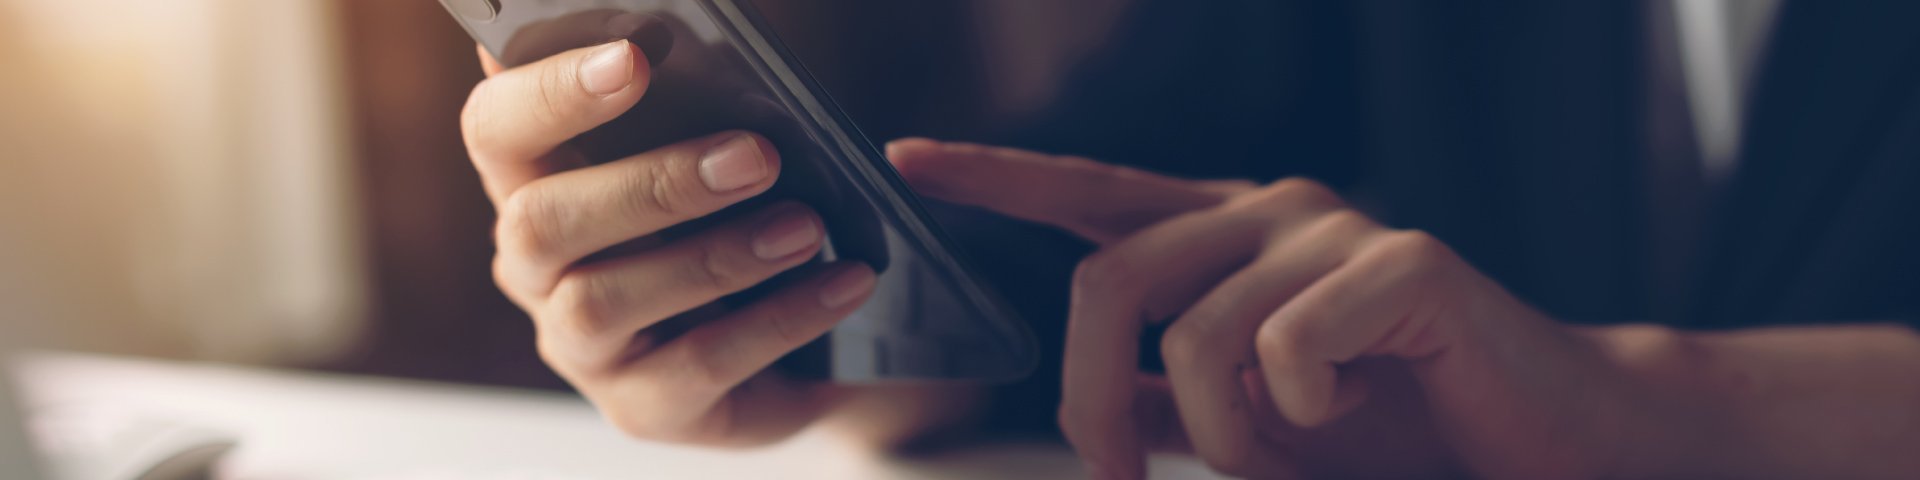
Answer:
[{"left": 442, "top": 0, "right": 1035, "bottom": 382}]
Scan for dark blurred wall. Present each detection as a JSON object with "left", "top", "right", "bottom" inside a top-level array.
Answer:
[{"left": 332, "top": 0, "right": 548, "bottom": 386}]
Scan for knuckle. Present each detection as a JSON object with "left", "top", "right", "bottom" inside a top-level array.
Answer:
[
  {"left": 678, "top": 239, "right": 748, "bottom": 293},
  {"left": 490, "top": 255, "right": 532, "bottom": 306},
  {"left": 490, "top": 255, "right": 513, "bottom": 290},
  {"left": 533, "top": 333, "right": 587, "bottom": 379},
  {"left": 1375, "top": 229, "right": 1449, "bottom": 270},
  {"left": 1260, "top": 177, "right": 1343, "bottom": 210},
  {"left": 545, "top": 273, "right": 619, "bottom": 338},
  {"left": 1369, "top": 230, "right": 1456, "bottom": 289},
  {"left": 1158, "top": 321, "right": 1208, "bottom": 369},
  {"left": 1072, "top": 250, "right": 1140, "bottom": 294},
  {"left": 663, "top": 334, "right": 730, "bottom": 388},
  {"left": 1318, "top": 209, "right": 1376, "bottom": 234},
  {"left": 759, "top": 309, "right": 813, "bottom": 347},
  {"left": 1276, "top": 208, "right": 1375, "bottom": 243},
  {"left": 629, "top": 158, "right": 702, "bottom": 219},
  {"left": 1256, "top": 316, "right": 1312, "bottom": 363},
  {"left": 458, "top": 81, "right": 493, "bottom": 152},
  {"left": 496, "top": 186, "right": 568, "bottom": 263},
  {"left": 531, "top": 63, "right": 583, "bottom": 128}
]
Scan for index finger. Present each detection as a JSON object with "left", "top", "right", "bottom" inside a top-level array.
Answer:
[{"left": 885, "top": 139, "right": 1230, "bottom": 245}]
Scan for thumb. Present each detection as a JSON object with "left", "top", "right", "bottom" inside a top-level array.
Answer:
[{"left": 885, "top": 138, "right": 1232, "bottom": 245}]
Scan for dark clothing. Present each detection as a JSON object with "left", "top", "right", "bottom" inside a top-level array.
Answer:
[
  {"left": 991, "top": 0, "right": 1920, "bottom": 326},
  {"left": 896, "top": 0, "right": 1920, "bottom": 434}
]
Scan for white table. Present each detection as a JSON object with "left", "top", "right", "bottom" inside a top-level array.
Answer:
[{"left": 11, "top": 353, "right": 1224, "bottom": 479}]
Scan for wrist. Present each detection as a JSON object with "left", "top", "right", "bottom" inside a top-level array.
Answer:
[{"left": 1578, "top": 324, "right": 1739, "bottom": 479}]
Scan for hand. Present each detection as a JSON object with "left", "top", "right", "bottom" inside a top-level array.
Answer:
[
  {"left": 889, "top": 139, "right": 1635, "bottom": 479},
  {"left": 461, "top": 40, "right": 890, "bottom": 447}
]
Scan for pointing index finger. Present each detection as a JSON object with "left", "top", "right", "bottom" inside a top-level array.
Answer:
[{"left": 885, "top": 138, "right": 1229, "bottom": 245}]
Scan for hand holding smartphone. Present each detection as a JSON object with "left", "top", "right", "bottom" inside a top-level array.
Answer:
[{"left": 442, "top": 0, "right": 1037, "bottom": 386}]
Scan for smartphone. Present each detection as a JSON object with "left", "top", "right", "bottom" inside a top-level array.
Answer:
[{"left": 440, "top": 0, "right": 1036, "bottom": 382}]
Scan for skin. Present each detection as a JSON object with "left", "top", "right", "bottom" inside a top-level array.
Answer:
[
  {"left": 462, "top": 40, "right": 979, "bottom": 449},
  {"left": 463, "top": 40, "right": 1920, "bottom": 478},
  {"left": 886, "top": 140, "right": 1920, "bottom": 480}
]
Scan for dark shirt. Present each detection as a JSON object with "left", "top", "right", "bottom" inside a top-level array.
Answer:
[{"left": 827, "top": 0, "right": 1920, "bottom": 435}]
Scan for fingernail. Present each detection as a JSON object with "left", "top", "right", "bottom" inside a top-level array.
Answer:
[
  {"left": 818, "top": 266, "right": 876, "bottom": 309},
  {"left": 579, "top": 40, "right": 634, "bottom": 96},
  {"left": 752, "top": 208, "right": 821, "bottom": 260},
  {"left": 699, "top": 135, "right": 769, "bottom": 193}
]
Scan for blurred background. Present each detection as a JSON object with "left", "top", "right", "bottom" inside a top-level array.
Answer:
[
  {"left": 10, "top": 1, "right": 1920, "bottom": 477},
  {"left": 2, "top": 0, "right": 369, "bottom": 367}
]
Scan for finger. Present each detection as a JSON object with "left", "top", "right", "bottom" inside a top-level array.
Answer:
[
  {"left": 495, "top": 132, "right": 779, "bottom": 298},
  {"left": 477, "top": 44, "right": 505, "bottom": 76},
  {"left": 463, "top": 39, "right": 651, "bottom": 205},
  {"left": 1158, "top": 212, "right": 1376, "bottom": 475},
  {"left": 1132, "top": 376, "right": 1193, "bottom": 455},
  {"left": 1148, "top": 374, "right": 1309, "bottom": 480},
  {"left": 885, "top": 138, "right": 1229, "bottom": 245},
  {"left": 1256, "top": 231, "right": 1457, "bottom": 427},
  {"left": 1058, "top": 213, "right": 1269, "bottom": 480},
  {"left": 1138, "top": 375, "right": 1303, "bottom": 479},
  {"left": 1238, "top": 370, "right": 1311, "bottom": 442},
  {"left": 609, "top": 263, "right": 877, "bottom": 437},
  {"left": 536, "top": 201, "right": 823, "bottom": 365},
  {"left": 1119, "top": 180, "right": 1351, "bottom": 321},
  {"left": 1058, "top": 180, "right": 1349, "bottom": 479}
]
